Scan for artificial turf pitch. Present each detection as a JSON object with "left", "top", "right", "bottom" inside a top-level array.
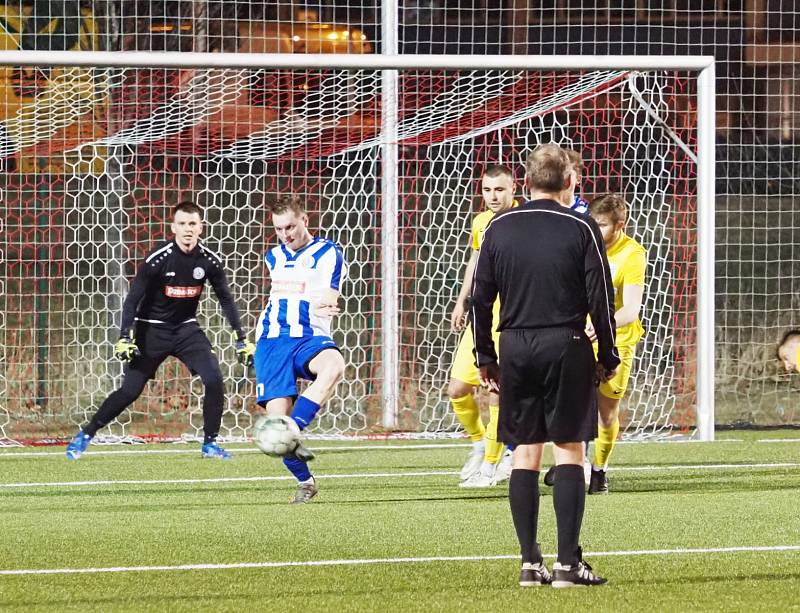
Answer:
[{"left": 1, "top": 430, "right": 799, "bottom": 612}]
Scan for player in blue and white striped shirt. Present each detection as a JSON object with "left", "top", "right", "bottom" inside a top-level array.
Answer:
[
  {"left": 254, "top": 194, "right": 347, "bottom": 504},
  {"left": 564, "top": 147, "right": 589, "bottom": 214}
]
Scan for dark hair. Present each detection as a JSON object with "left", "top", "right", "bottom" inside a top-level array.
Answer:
[
  {"left": 173, "top": 201, "right": 203, "bottom": 220},
  {"left": 525, "top": 144, "right": 570, "bottom": 192},
  {"left": 777, "top": 329, "right": 800, "bottom": 359},
  {"left": 482, "top": 164, "right": 515, "bottom": 182},
  {"left": 267, "top": 194, "right": 306, "bottom": 216},
  {"left": 589, "top": 193, "right": 628, "bottom": 225}
]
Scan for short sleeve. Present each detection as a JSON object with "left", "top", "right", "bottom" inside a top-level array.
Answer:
[
  {"left": 622, "top": 247, "right": 647, "bottom": 286},
  {"left": 470, "top": 217, "right": 481, "bottom": 251},
  {"left": 321, "top": 244, "right": 346, "bottom": 290},
  {"left": 264, "top": 249, "right": 276, "bottom": 272}
]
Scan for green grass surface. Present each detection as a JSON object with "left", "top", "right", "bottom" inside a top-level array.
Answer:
[{"left": 1, "top": 431, "right": 799, "bottom": 612}]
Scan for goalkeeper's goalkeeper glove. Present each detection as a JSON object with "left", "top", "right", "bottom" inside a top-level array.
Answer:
[
  {"left": 114, "top": 335, "right": 140, "bottom": 363},
  {"left": 235, "top": 337, "right": 255, "bottom": 367}
]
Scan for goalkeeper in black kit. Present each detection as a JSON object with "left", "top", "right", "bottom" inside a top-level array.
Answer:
[{"left": 65, "top": 202, "right": 255, "bottom": 460}]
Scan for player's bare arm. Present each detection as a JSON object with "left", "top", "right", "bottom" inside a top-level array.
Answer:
[
  {"left": 451, "top": 251, "right": 478, "bottom": 331},
  {"left": 587, "top": 283, "right": 643, "bottom": 341},
  {"left": 615, "top": 283, "right": 644, "bottom": 328}
]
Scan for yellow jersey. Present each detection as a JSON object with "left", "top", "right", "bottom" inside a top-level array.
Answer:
[
  {"left": 471, "top": 209, "right": 495, "bottom": 251},
  {"left": 606, "top": 232, "right": 647, "bottom": 347},
  {"left": 469, "top": 201, "right": 518, "bottom": 320},
  {"left": 470, "top": 200, "right": 519, "bottom": 251}
]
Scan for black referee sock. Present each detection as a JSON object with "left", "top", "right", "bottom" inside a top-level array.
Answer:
[
  {"left": 552, "top": 463, "right": 586, "bottom": 567},
  {"left": 509, "top": 469, "right": 541, "bottom": 564}
]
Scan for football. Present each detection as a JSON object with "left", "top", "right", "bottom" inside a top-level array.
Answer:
[{"left": 252, "top": 414, "right": 301, "bottom": 457}]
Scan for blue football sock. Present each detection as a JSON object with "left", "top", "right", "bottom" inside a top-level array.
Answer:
[
  {"left": 283, "top": 456, "right": 312, "bottom": 482},
  {"left": 291, "top": 395, "right": 321, "bottom": 431}
]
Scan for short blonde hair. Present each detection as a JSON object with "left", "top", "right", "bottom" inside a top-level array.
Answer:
[
  {"left": 563, "top": 148, "right": 584, "bottom": 175},
  {"left": 525, "top": 144, "right": 571, "bottom": 192}
]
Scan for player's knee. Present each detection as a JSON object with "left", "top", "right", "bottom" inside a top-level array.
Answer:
[
  {"left": 512, "top": 444, "right": 543, "bottom": 470},
  {"left": 598, "top": 412, "right": 616, "bottom": 429},
  {"left": 598, "top": 396, "right": 621, "bottom": 428},
  {"left": 201, "top": 373, "right": 225, "bottom": 396},
  {"left": 118, "top": 378, "right": 148, "bottom": 405},
  {"left": 114, "top": 388, "right": 142, "bottom": 407},
  {"left": 447, "top": 379, "right": 471, "bottom": 399},
  {"left": 553, "top": 441, "right": 584, "bottom": 465}
]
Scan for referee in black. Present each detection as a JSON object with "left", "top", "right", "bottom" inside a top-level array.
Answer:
[
  {"left": 65, "top": 201, "right": 255, "bottom": 461},
  {"left": 472, "top": 144, "right": 620, "bottom": 587}
]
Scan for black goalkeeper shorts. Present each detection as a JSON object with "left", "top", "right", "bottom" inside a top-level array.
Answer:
[
  {"left": 497, "top": 327, "right": 597, "bottom": 446},
  {"left": 130, "top": 321, "right": 220, "bottom": 380}
]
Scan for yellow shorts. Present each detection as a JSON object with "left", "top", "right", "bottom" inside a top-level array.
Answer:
[
  {"left": 598, "top": 343, "right": 636, "bottom": 400},
  {"left": 450, "top": 323, "right": 500, "bottom": 388}
]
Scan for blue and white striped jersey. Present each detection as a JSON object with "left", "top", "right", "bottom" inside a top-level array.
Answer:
[
  {"left": 256, "top": 236, "right": 346, "bottom": 339},
  {"left": 571, "top": 194, "right": 589, "bottom": 214}
]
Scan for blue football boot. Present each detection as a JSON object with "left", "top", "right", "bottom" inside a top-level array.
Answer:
[
  {"left": 201, "top": 441, "right": 232, "bottom": 459},
  {"left": 65, "top": 431, "right": 93, "bottom": 460}
]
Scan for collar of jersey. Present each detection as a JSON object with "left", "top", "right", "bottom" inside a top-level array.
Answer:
[
  {"left": 523, "top": 198, "right": 562, "bottom": 209},
  {"left": 605, "top": 233, "right": 628, "bottom": 258},
  {"left": 281, "top": 236, "right": 319, "bottom": 261},
  {"left": 171, "top": 239, "right": 201, "bottom": 256}
]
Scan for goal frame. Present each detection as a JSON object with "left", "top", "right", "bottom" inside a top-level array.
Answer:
[{"left": 0, "top": 50, "right": 716, "bottom": 441}]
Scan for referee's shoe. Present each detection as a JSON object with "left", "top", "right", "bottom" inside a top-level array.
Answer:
[
  {"left": 519, "top": 561, "right": 552, "bottom": 587},
  {"left": 552, "top": 549, "right": 607, "bottom": 587}
]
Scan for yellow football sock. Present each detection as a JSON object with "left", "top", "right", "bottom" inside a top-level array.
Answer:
[
  {"left": 484, "top": 404, "right": 504, "bottom": 463},
  {"left": 450, "top": 394, "right": 484, "bottom": 442},
  {"left": 594, "top": 417, "right": 620, "bottom": 469}
]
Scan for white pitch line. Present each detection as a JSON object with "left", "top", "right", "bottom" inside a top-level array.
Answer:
[
  {"left": 0, "top": 436, "right": 755, "bottom": 459},
  {"left": 614, "top": 462, "right": 800, "bottom": 471},
  {"left": 757, "top": 438, "right": 800, "bottom": 443},
  {"left": 2, "top": 462, "right": 799, "bottom": 489},
  {"left": 1, "top": 545, "right": 798, "bottom": 577},
  {"left": 0, "top": 470, "right": 455, "bottom": 488},
  {"left": 0, "top": 443, "right": 473, "bottom": 458}
]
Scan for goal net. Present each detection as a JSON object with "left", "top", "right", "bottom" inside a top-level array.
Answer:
[{"left": 0, "top": 56, "right": 704, "bottom": 443}]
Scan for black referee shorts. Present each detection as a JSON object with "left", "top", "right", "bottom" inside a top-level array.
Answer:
[
  {"left": 131, "top": 322, "right": 220, "bottom": 380},
  {"left": 498, "top": 327, "right": 597, "bottom": 446}
]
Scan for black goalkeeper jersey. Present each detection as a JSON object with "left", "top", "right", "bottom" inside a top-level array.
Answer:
[{"left": 119, "top": 239, "right": 244, "bottom": 339}]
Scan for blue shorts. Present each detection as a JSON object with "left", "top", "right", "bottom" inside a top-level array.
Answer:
[{"left": 254, "top": 335, "right": 339, "bottom": 403}]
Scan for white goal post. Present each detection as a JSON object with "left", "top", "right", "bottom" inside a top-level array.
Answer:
[{"left": 0, "top": 50, "right": 716, "bottom": 442}]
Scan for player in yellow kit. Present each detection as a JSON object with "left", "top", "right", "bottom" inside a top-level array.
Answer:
[
  {"left": 585, "top": 193, "right": 646, "bottom": 494},
  {"left": 448, "top": 164, "right": 517, "bottom": 487}
]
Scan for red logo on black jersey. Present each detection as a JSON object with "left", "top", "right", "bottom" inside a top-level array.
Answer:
[{"left": 165, "top": 286, "right": 203, "bottom": 298}]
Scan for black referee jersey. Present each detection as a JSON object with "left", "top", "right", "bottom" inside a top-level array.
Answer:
[
  {"left": 471, "top": 198, "right": 620, "bottom": 372},
  {"left": 119, "top": 239, "right": 244, "bottom": 339}
]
